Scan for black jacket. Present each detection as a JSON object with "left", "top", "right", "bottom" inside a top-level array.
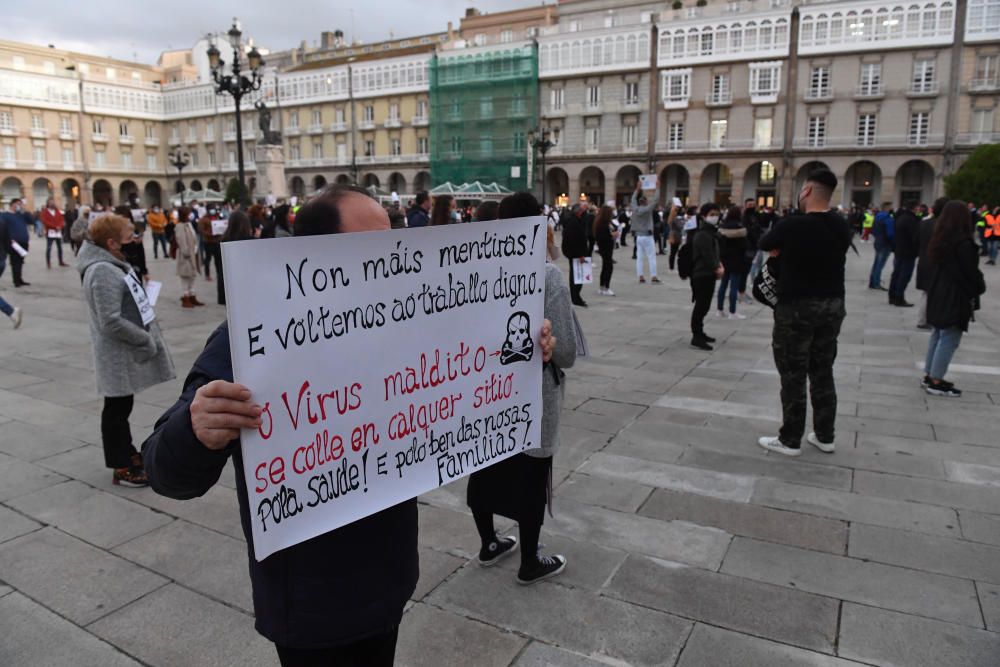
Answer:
[
  {"left": 926, "top": 238, "right": 986, "bottom": 332},
  {"left": 894, "top": 210, "right": 921, "bottom": 259},
  {"left": 560, "top": 211, "right": 590, "bottom": 258},
  {"left": 142, "top": 324, "right": 418, "bottom": 649},
  {"left": 691, "top": 220, "right": 720, "bottom": 280},
  {"left": 915, "top": 215, "right": 936, "bottom": 291},
  {"left": 759, "top": 210, "right": 851, "bottom": 302},
  {"left": 717, "top": 219, "right": 749, "bottom": 272},
  {"left": 595, "top": 216, "right": 615, "bottom": 255}
]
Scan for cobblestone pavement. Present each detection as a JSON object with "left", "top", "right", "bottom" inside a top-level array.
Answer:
[{"left": 1, "top": 237, "right": 1000, "bottom": 666}]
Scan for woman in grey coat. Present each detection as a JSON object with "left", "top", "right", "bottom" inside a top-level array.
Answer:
[
  {"left": 78, "top": 214, "right": 175, "bottom": 486},
  {"left": 466, "top": 192, "right": 578, "bottom": 586}
]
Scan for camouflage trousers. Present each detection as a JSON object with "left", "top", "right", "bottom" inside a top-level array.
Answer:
[{"left": 772, "top": 297, "right": 846, "bottom": 446}]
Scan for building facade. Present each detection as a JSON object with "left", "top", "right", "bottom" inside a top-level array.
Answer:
[{"left": 1, "top": 0, "right": 999, "bottom": 210}]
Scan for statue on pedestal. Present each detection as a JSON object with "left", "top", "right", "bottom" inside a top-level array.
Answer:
[{"left": 255, "top": 100, "right": 282, "bottom": 145}]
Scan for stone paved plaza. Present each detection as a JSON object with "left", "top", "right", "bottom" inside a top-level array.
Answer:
[{"left": 1, "top": 237, "right": 1000, "bottom": 666}]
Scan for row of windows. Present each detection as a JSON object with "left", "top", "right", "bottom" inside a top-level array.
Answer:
[
  {"left": 548, "top": 82, "right": 642, "bottom": 110},
  {"left": 967, "top": 0, "right": 1000, "bottom": 38},
  {"left": 806, "top": 60, "right": 937, "bottom": 97},
  {"left": 804, "top": 111, "right": 934, "bottom": 146},
  {"left": 538, "top": 33, "right": 651, "bottom": 73},
  {"left": 662, "top": 63, "right": 783, "bottom": 107},
  {"left": 659, "top": 19, "right": 790, "bottom": 64},
  {"left": 441, "top": 131, "right": 528, "bottom": 157},
  {"left": 799, "top": 1, "right": 954, "bottom": 49},
  {"left": 286, "top": 136, "right": 429, "bottom": 161},
  {"left": 0, "top": 143, "right": 160, "bottom": 169}
]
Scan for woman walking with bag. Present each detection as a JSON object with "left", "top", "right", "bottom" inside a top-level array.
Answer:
[
  {"left": 923, "top": 201, "right": 987, "bottom": 397},
  {"left": 78, "top": 214, "right": 175, "bottom": 486}
]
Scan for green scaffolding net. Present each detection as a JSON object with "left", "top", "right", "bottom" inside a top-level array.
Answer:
[{"left": 429, "top": 45, "right": 538, "bottom": 193}]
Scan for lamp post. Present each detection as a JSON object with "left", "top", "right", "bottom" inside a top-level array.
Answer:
[
  {"left": 347, "top": 60, "right": 358, "bottom": 185},
  {"left": 207, "top": 18, "right": 263, "bottom": 198},
  {"left": 529, "top": 128, "right": 554, "bottom": 207},
  {"left": 169, "top": 149, "right": 191, "bottom": 205}
]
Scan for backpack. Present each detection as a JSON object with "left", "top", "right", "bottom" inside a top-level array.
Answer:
[{"left": 677, "top": 239, "right": 694, "bottom": 280}]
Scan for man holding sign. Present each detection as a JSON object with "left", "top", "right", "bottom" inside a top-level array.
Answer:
[{"left": 143, "top": 185, "right": 556, "bottom": 666}]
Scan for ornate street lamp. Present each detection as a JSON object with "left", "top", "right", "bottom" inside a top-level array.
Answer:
[
  {"left": 529, "top": 128, "right": 555, "bottom": 207},
  {"left": 169, "top": 148, "right": 191, "bottom": 204},
  {"left": 207, "top": 18, "right": 264, "bottom": 196}
]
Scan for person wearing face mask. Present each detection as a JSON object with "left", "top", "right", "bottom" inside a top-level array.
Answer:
[
  {"left": 147, "top": 205, "right": 169, "bottom": 259},
  {"left": 757, "top": 169, "right": 851, "bottom": 457},
  {"left": 77, "top": 214, "right": 175, "bottom": 486},
  {"left": 690, "top": 203, "right": 724, "bottom": 350},
  {"left": 1, "top": 199, "right": 33, "bottom": 287}
]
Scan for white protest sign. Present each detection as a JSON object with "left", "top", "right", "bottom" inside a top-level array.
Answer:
[
  {"left": 573, "top": 257, "right": 593, "bottom": 284},
  {"left": 211, "top": 219, "right": 229, "bottom": 237},
  {"left": 640, "top": 174, "right": 657, "bottom": 190},
  {"left": 223, "top": 218, "right": 547, "bottom": 561}
]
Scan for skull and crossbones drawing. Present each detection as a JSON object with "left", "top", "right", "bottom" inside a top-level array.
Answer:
[{"left": 500, "top": 311, "right": 533, "bottom": 365}]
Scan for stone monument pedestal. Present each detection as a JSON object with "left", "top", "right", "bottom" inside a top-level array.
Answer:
[{"left": 254, "top": 144, "right": 287, "bottom": 203}]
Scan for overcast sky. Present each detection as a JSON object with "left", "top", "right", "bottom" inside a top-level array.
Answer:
[{"left": 6, "top": 0, "right": 537, "bottom": 64}]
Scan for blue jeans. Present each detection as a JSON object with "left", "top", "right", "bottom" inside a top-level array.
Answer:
[
  {"left": 924, "top": 326, "right": 962, "bottom": 380},
  {"left": 869, "top": 247, "right": 891, "bottom": 288},
  {"left": 717, "top": 270, "right": 742, "bottom": 313},
  {"left": 889, "top": 255, "right": 916, "bottom": 301},
  {"left": 989, "top": 238, "right": 998, "bottom": 262},
  {"left": 152, "top": 232, "right": 168, "bottom": 258}
]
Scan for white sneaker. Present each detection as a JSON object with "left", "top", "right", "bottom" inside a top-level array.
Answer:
[
  {"left": 597, "top": 288, "right": 606, "bottom": 295},
  {"left": 10, "top": 307, "right": 22, "bottom": 330},
  {"left": 728, "top": 312, "right": 747, "bottom": 320},
  {"left": 807, "top": 432, "right": 835, "bottom": 453},
  {"left": 715, "top": 310, "right": 725, "bottom": 318},
  {"left": 604, "top": 288, "right": 615, "bottom": 296},
  {"left": 757, "top": 436, "right": 802, "bottom": 457}
]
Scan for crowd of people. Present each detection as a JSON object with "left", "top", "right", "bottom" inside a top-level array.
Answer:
[{"left": 0, "top": 171, "right": 992, "bottom": 665}]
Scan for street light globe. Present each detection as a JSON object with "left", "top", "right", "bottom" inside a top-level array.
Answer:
[
  {"left": 248, "top": 46, "right": 263, "bottom": 72},
  {"left": 228, "top": 20, "right": 242, "bottom": 49},
  {"left": 206, "top": 43, "right": 221, "bottom": 71}
]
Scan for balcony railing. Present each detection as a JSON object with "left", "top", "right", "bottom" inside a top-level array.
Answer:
[
  {"left": 184, "top": 135, "right": 198, "bottom": 144},
  {"left": 955, "top": 132, "right": 1000, "bottom": 145},
  {"left": 541, "top": 106, "right": 566, "bottom": 118},
  {"left": 223, "top": 131, "right": 238, "bottom": 141},
  {"left": 29, "top": 128, "right": 48, "bottom": 139},
  {"left": 968, "top": 78, "right": 1000, "bottom": 93},
  {"left": 411, "top": 115, "right": 429, "bottom": 126},
  {"left": 168, "top": 134, "right": 181, "bottom": 145},
  {"left": 355, "top": 153, "right": 430, "bottom": 165},
  {"left": 92, "top": 133, "right": 108, "bottom": 143},
  {"left": 705, "top": 91, "right": 732, "bottom": 106},
  {"left": 358, "top": 119, "right": 376, "bottom": 130},
  {"left": 854, "top": 85, "right": 884, "bottom": 98},
  {"left": 792, "top": 135, "right": 944, "bottom": 149},
  {"left": 662, "top": 96, "right": 690, "bottom": 110},
  {"left": 330, "top": 121, "right": 348, "bottom": 132},
  {"left": 804, "top": 88, "right": 832, "bottom": 102},
  {"left": 58, "top": 130, "right": 77, "bottom": 140},
  {"left": 308, "top": 124, "right": 325, "bottom": 135},
  {"left": 144, "top": 137, "right": 159, "bottom": 147},
  {"left": 284, "top": 126, "right": 301, "bottom": 136},
  {"left": 908, "top": 83, "right": 939, "bottom": 97},
  {"left": 384, "top": 118, "right": 401, "bottom": 128},
  {"left": 653, "top": 138, "right": 785, "bottom": 153},
  {"left": 118, "top": 134, "right": 135, "bottom": 145},
  {"left": 0, "top": 125, "right": 18, "bottom": 137}
]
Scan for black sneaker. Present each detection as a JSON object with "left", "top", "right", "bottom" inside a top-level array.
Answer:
[
  {"left": 703, "top": 334, "right": 716, "bottom": 343},
  {"left": 690, "top": 337, "right": 713, "bottom": 351},
  {"left": 926, "top": 381, "right": 961, "bottom": 398},
  {"left": 516, "top": 554, "right": 566, "bottom": 585},
  {"left": 478, "top": 535, "right": 518, "bottom": 567},
  {"left": 920, "top": 375, "right": 930, "bottom": 388}
]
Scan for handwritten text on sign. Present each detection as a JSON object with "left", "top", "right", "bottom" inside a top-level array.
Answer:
[{"left": 222, "top": 218, "right": 545, "bottom": 560}]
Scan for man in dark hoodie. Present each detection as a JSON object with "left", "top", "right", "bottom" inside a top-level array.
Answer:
[
  {"left": 142, "top": 186, "right": 417, "bottom": 666},
  {"left": 888, "top": 202, "right": 920, "bottom": 307}
]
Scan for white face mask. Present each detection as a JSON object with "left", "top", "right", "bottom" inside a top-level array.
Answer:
[{"left": 705, "top": 215, "right": 719, "bottom": 224}]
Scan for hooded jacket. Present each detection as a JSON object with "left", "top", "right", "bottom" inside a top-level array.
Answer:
[
  {"left": 141, "top": 323, "right": 418, "bottom": 649},
  {"left": 77, "top": 240, "right": 175, "bottom": 396},
  {"left": 926, "top": 237, "right": 986, "bottom": 332}
]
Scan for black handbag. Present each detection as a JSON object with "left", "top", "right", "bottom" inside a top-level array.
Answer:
[{"left": 752, "top": 255, "right": 780, "bottom": 309}]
